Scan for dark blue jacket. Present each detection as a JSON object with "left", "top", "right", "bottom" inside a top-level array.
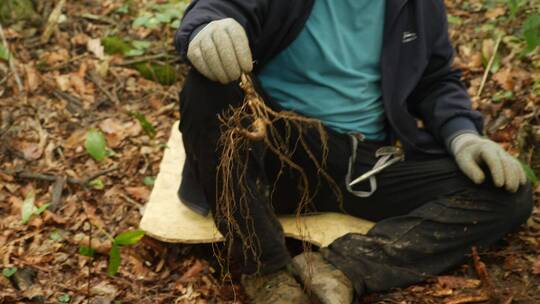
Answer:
[{"left": 174, "top": 0, "right": 483, "bottom": 156}]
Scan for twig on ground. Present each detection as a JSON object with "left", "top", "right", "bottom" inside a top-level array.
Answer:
[
  {"left": 0, "top": 110, "right": 13, "bottom": 138},
  {"left": 78, "top": 13, "right": 116, "bottom": 25},
  {"left": 472, "top": 247, "right": 492, "bottom": 290},
  {"left": 50, "top": 176, "right": 66, "bottom": 211},
  {"left": 52, "top": 90, "right": 86, "bottom": 117},
  {"left": 77, "top": 166, "right": 119, "bottom": 185},
  {"left": 116, "top": 53, "right": 175, "bottom": 66},
  {"left": 444, "top": 292, "right": 490, "bottom": 304},
  {"left": 0, "top": 71, "right": 12, "bottom": 86},
  {"left": 0, "top": 24, "right": 24, "bottom": 93},
  {"left": 87, "top": 72, "right": 120, "bottom": 104},
  {"left": 42, "top": 0, "right": 67, "bottom": 43},
  {"left": 0, "top": 166, "right": 119, "bottom": 186},
  {"left": 42, "top": 54, "right": 88, "bottom": 72},
  {"left": 476, "top": 34, "right": 503, "bottom": 98}
]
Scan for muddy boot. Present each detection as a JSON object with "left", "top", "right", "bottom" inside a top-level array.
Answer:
[
  {"left": 241, "top": 268, "right": 311, "bottom": 304},
  {"left": 291, "top": 252, "right": 354, "bottom": 304}
]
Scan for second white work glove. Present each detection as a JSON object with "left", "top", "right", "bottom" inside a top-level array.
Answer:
[
  {"left": 187, "top": 18, "right": 253, "bottom": 84},
  {"left": 451, "top": 133, "right": 527, "bottom": 193}
]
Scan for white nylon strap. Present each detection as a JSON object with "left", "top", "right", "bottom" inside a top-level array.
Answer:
[{"left": 345, "top": 135, "right": 384, "bottom": 198}]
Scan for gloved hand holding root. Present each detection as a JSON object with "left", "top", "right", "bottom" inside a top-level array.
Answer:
[{"left": 187, "top": 18, "right": 253, "bottom": 84}]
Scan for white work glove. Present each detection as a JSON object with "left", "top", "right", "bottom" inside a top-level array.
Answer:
[
  {"left": 187, "top": 18, "right": 253, "bottom": 84},
  {"left": 451, "top": 133, "right": 527, "bottom": 193}
]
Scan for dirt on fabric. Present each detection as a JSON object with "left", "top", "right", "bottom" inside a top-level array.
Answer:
[{"left": 0, "top": 0, "right": 538, "bottom": 303}]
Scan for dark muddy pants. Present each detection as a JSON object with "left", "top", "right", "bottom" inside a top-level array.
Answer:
[{"left": 178, "top": 72, "right": 534, "bottom": 295}]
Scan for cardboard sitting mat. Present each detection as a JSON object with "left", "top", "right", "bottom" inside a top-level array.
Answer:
[{"left": 140, "top": 122, "right": 375, "bottom": 247}]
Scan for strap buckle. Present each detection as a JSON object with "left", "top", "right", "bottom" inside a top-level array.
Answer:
[{"left": 348, "top": 146, "right": 405, "bottom": 188}]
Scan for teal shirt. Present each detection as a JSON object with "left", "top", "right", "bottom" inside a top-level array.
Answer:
[{"left": 258, "top": 0, "right": 387, "bottom": 140}]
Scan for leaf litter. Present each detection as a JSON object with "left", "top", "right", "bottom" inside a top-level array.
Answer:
[{"left": 0, "top": 0, "right": 538, "bottom": 303}]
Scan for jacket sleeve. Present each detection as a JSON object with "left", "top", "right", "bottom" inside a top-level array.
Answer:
[
  {"left": 174, "top": 0, "right": 269, "bottom": 60},
  {"left": 408, "top": 1, "right": 483, "bottom": 149}
]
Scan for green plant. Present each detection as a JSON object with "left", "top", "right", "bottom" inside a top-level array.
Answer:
[
  {"left": 144, "top": 176, "right": 156, "bottom": 187},
  {"left": 521, "top": 162, "right": 539, "bottom": 186},
  {"left": 0, "top": 0, "right": 36, "bottom": 24},
  {"left": 85, "top": 129, "right": 107, "bottom": 161},
  {"left": 507, "top": 0, "right": 528, "bottom": 18},
  {"left": 108, "top": 230, "right": 146, "bottom": 276},
  {"left": 132, "top": 1, "right": 189, "bottom": 30},
  {"left": 79, "top": 246, "right": 96, "bottom": 257},
  {"left": 101, "top": 36, "right": 152, "bottom": 57},
  {"left": 130, "top": 112, "right": 157, "bottom": 138},
  {"left": 21, "top": 191, "right": 50, "bottom": 224},
  {"left": 0, "top": 43, "right": 10, "bottom": 61},
  {"left": 2, "top": 267, "right": 17, "bottom": 278},
  {"left": 58, "top": 294, "right": 71, "bottom": 303},
  {"left": 78, "top": 229, "right": 145, "bottom": 276},
  {"left": 88, "top": 178, "right": 105, "bottom": 190},
  {"left": 133, "top": 62, "right": 177, "bottom": 85},
  {"left": 522, "top": 14, "right": 540, "bottom": 52}
]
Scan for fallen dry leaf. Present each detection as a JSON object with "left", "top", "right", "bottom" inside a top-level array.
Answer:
[
  {"left": 437, "top": 276, "right": 482, "bottom": 290},
  {"left": 485, "top": 7, "right": 506, "bottom": 20},
  {"left": 41, "top": 49, "right": 69, "bottom": 66},
  {"left": 24, "top": 65, "right": 40, "bottom": 93},
  {"left": 533, "top": 257, "right": 540, "bottom": 275},
  {"left": 74, "top": 234, "right": 112, "bottom": 254},
  {"left": 12, "top": 141, "right": 43, "bottom": 161},
  {"left": 472, "top": 247, "right": 492, "bottom": 289},
  {"left": 55, "top": 75, "right": 71, "bottom": 91},
  {"left": 87, "top": 38, "right": 105, "bottom": 60},
  {"left": 444, "top": 292, "right": 490, "bottom": 304},
  {"left": 126, "top": 186, "right": 150, "bottom": 202},
  {"left": 90, "top": 281, "right": 118, "bottom": 298},
  {"left": 493, "top": 68, "right": 514, "bottom": 91},
  {"left": 179, "top": 260, "right": 206, "bottom": 283}
]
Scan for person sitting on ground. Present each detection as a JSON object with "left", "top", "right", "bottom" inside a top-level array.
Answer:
[{"left": 173, "top": 0, "right": 534, "bottom": 303}]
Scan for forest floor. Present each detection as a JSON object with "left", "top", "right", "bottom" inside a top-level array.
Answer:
[{"left": 0, "top": 0, "right": 539, "bottom": 303}]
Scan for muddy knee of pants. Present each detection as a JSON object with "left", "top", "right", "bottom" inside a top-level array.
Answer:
[
  {"left": 504, "top": 182, "right": 534, "bottom": 230},
  {"left": 319, "top": 183, "right": 535, "bottom": 295}
]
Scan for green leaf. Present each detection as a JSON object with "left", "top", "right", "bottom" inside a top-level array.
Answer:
[
  {"left": 114, "top": 229, "right": 145, "bottom": 246},
  {"left": 125, "top": 49, "right": 145, "bottom": 57},
  {"left": 58, "top": 294, "right": 71, "bottom": 303},
  {"left": 491, "top": 91, "right": 514, "bottom": 103},
  {"left": 507, "top": 0, "right": 528, "bottom": 18},
  {"left": 116, "top": 4, "right": 129, "bottom": 14},
  {"left": 0, "top": 43, "right": 10, "bottom": 61},
  {"left": 2, "top": 267, "right": 17, "bottom": 278},
  {"left": 170, "top": 19, "right": 181, "bottom": 29},
  {"left": 521, "top": 162, "right": 539, "bottom": 185},
  {"left": 21, "top": 191, "right": 36, "bottom": 224},
  {"left": 132, "top": 13, "right": 152, "bottom": 28},
  {"left": 143, "top": 176, "right": 156, "bottom": 187},
  {"left": 85, "top": 129, "right": 107, "bottom": 161},
  {"left": 50, "top": 230, "right": 63, "bottom": 242},
  {"left": 102, "top": 36, "right": 133, "bottom": 56},
  {"left": 132, "top": 40, "right": 151, "bottom": 50},
  {"left": 133, "top": 62, "right": 177, "bottom": 85},
  {"left": 522, "top": 14, "right": 540, "bottom": 52},
  {"left": 490, "top": 53, "right": 501, "bottom": 74},
  {"left": 130, "top": 112, "right": 157, "bottom": 139},
  {"left": 155, "top": 12, "right": 173, "bottom": 24},
  {"left": 107, "top": 243, "right": 121, "bottom": 276},
  {"left": 447, "top": 15, "right": 463, "bottom": 25},
  {"left": 35, "top": 203, "right": 50, "bottom": 215},
  {"left": 79, "top": 246, "right": 96, "bottom": 257},
  {"left": 88, "top": 178, "right": 105, "bottom": 190}
]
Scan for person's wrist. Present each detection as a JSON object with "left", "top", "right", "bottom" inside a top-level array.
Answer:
[
  {"left": 450, "top": 133, "right": 482, "bottom": 155},
  {"left": 189, "top": 23, "right": 209, "bottom": 42}
]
